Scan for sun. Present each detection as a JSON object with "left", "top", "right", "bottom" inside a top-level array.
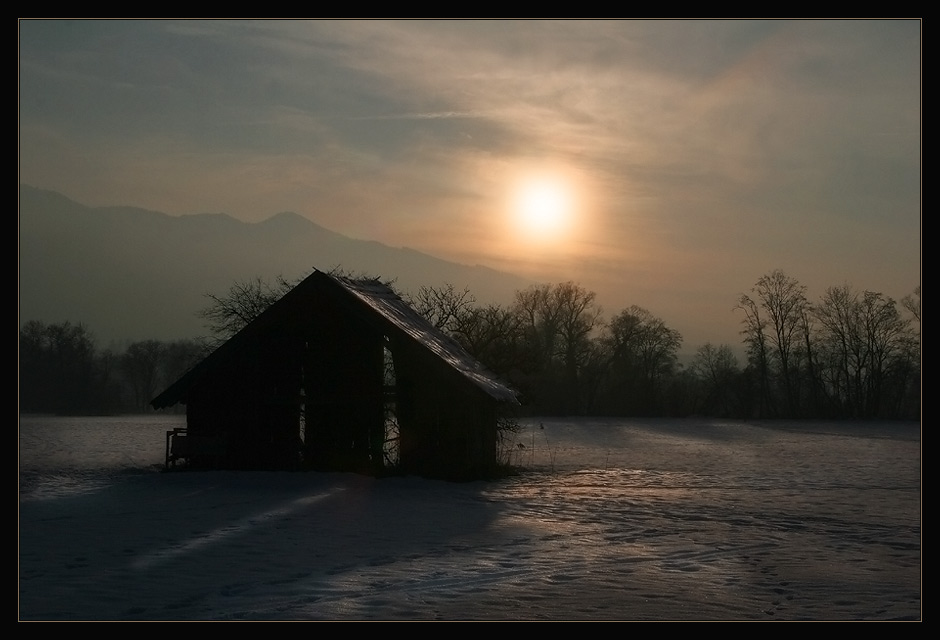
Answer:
[{"left": 511, "top": 174, "right": 574, "bottom": 243}]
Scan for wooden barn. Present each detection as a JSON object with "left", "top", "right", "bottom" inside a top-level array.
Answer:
[{"left": 151, "top": 270, "right": 518, "bottom": 480}]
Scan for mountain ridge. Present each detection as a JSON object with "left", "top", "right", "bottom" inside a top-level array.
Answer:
[{"left": 19, "top": 184, "right": 535, "bottom": 345}]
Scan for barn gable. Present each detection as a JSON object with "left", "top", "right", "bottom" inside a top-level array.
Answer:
[{"left": 151, "top": 270, "right": 518, "bottom": 480}]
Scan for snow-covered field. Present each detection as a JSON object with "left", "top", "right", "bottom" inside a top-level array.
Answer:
[{"left": 19, "top": 415, "right": 921, "bottom": 621}]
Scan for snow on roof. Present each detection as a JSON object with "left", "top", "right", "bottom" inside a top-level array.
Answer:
[{"left": 335, "top": 275, "right": 518, "bottom": 404}]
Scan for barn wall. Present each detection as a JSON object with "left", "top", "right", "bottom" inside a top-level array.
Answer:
[
  {"left": 185, "top": 331, "right": 305, "bottom": 469},
  {"left": 394, "top": 342, "right": 498, "bottom": 480},
  {"left": 303, "top": 313, "right": 385, "bottom": 474}
]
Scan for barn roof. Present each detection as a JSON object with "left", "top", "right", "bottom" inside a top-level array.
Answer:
[{"left": 151, "top": 270, "right": 518, "bottom": 409}]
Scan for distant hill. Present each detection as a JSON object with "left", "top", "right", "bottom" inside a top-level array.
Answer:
[{"left": 18, "top": 185, "right": 534, "bottom": 345}]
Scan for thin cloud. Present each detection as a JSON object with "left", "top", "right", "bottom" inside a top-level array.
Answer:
[
  {"left": 18, "top": 19, "right": 921, "bottom": 350},
  {"left": 348, "top": 111, "right": 490, "bottom": 121}
]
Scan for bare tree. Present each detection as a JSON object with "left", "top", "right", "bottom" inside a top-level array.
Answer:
[
  {"left": 513, "top": 283, "right": 563, "bottom": 374},
  {"left": 690, "top": 343, "right": 740, "bottom": 417},
  {"left": 735, "top": 290, "right": 773, "bottom": 417},
  {"left": 454, "top": 303, "right": 527, "bottom": 374},
  {"left": 600, "top": 306, "right": 681, "bottom": 415},
  {"left": 513, "top": 282, "right": 602, "bottom": 413},
  {"left": 199, "top": 275, "right": 298, "bottom": 342},
  {"left": 407, "top": 283, "right": 476, "bottom": 334},
  {"left": 199, "top": 267, "right": 397, "bottom": 343},
  {"left": 736, "top": 270, "right": 809, "bottom": 417},
  {"left": 901, "top": 285, "right": 921, "bottom": 323},
  {"left": 756, "top": 270, "right": 808, "bottom": 416},
  {"left": 19, "top": 320, "right": 101, "bottom": 414},
  {"left": 812, "top": 285, "right": 916, "bottom": 418},
  {"left": 122, "top": 340, "right": 165, "bottom": 411}
]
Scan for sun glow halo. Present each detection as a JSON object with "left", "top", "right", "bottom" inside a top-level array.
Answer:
[{"left": 512, "top": 175, "right": 573, "bottom": 243}]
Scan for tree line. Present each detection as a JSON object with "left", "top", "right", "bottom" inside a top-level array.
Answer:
[
  {"left": 409, "top": 272, "right": 919, "bottom": 420},
  {"left": 18, "top": 321, "right": 206, "bottom": 415},
  {"left": 18, "top": 269, "right": 920, "bottom": 420},
  {"left": 732, "top": 271, "right": 920, "bottom": 420}
]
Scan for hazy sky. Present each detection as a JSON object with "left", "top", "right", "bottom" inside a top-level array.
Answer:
[{"left": 19, "top": 19, "right": 921, "bottom": 350}]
